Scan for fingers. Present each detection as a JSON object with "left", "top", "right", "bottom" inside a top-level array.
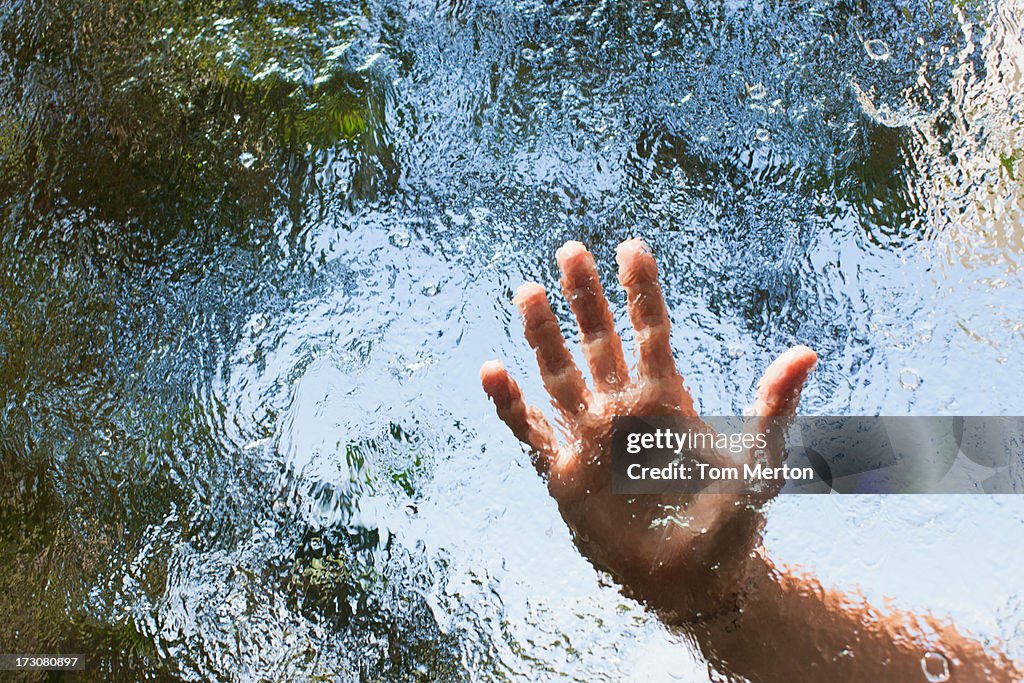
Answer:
[
  {"left": 513, "top": 283, "right": 591, "bottom": 416},
  {"left": 556, "top": 241, "right": 629, "bottom": 394},
  {"left": 750, "top": 345, "right": 818, "bottom": 417},
  {"left": 480, "top": 361, "right": 558, "bottom": 472},
  {"left": 747, "top": 345, "right": 816, "bottom": 474},
  {"left": 615, "top": 239, "right": 676, "bottom": 380},
  {"left": 615, "top": 239, "right": 692, "bottom": 409}
]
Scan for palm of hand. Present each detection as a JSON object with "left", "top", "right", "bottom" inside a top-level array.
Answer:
[{"left": 482, "top": 239, "right": 816, "bottom": 618}]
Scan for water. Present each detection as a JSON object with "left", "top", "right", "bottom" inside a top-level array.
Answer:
[{"left": 1, "top": 0, "right": 1023, "bottom": 680}]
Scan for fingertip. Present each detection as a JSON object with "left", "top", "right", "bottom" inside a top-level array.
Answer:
[
  {"left": 779, "top": 345, "right": 818, "bottom": 374},
  {"left": 615, "top": 237, "right": 650, "bottom": 259},
  {"left": 615, "top": 238, "right": 658, "bottom": 286},
  {"left": 755, "top": 345, "right": 818, "bottom": 414},
  {"left": 555, "top": 240, "right": 589, "bottom": 265},
  {"left": 557, "top": 241, "right": 598, "bottom": 288},
  {"left": 512, "top": 282, "right": 547, "bottom": 310},
  {"left": 480, "top": 361, "right": 518, "bottom": 405},
  {"left": 480, "top": 359, "right": 506, "bottom": 386}
]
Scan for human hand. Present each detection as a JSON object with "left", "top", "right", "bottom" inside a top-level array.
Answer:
[{"left": 481, "top": 239, "right": 817, "bottom": 620}]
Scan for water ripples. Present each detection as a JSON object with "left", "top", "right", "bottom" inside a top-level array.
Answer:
[{"left": 1, "top": 0, "right": 1023, "bottom": 680}]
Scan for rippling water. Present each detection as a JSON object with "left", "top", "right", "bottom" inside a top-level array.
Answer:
[{"left": 1, "top": 0, "right": 1023, "bottom": 680}]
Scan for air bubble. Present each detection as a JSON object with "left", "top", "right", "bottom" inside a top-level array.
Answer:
[
  {"left": 864, "top": 38, "right": 891, "bottom": 61},
  {"left": 754, "top": 127, "right": 771, "bottom": 142},
  {"left": 727, "top": 344, "right": 746, "bottom": 359},
  {"left": 921, "top": 651, "right": 950, "bottom": 682},
  {"left": 390, "top": 231, "right": 411, "bottom": 248},
  {"left": 746, "top": 82, "right": 768, "bottom": 100},
  {"left": 238, "top": 152, "right": 256, "bottom": 169},
  {"left": 899, "top": 368, "right": 921, "bottom": 390}
]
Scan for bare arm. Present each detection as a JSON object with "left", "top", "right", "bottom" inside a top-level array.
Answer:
[
  {"left": 686, "top": 552, "right": 1020, "bottom": 682},
  {"left": 481, "top": 239, "right": 1019, "bottom": 682}
]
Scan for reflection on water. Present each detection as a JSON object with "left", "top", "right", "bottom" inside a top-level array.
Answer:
[{"left": 1, "top": 0, "right": 1023, "bottom": 679}]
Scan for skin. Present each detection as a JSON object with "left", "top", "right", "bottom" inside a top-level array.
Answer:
[{"left": 481, "top": 239, "right": 1021, "bottom": 682}]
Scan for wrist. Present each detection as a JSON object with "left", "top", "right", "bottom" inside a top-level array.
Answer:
[
  {"left": 688, "top": 549, "right": 772, "bottom": 626},
  {"left": 618, "top": 541, "right": 771, "bottom": 625}
]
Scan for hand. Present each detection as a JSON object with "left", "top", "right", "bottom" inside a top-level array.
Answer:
[{"left": 481, "top": 239, "right": 817, "bottom": 620}]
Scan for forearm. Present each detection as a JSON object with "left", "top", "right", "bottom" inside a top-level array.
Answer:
[{"left": 681, "top": 553, "right": 1020, "bottom": 682}]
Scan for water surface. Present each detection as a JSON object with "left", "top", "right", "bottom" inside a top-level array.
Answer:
[{"left": 1, "top": 0, "right": 1023, "bottom": 679}]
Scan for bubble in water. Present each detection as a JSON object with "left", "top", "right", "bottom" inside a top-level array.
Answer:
[
  {"left": 754, "top": 127, "right": 771, "bottom": 142},
  {"left": 864, "top": 38, "right": 891, "bottom": 61},
  {"left": 420, "top": 282, "right": 441, "bottom": 296},
  {"left": 899, "top": 368, "right": 922, "bottom": 390},
  {"left": 238, "top": 151, "right": 256, "bottom": 169},
  {"left": 746, "top": 82, "right": 768, "bottom": 101},
  {"left": 921, "top": 651, "right": 950, "bottom": 682},
  {"left": 390, "top": 231, "right": 411, "bottom": 248}
]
